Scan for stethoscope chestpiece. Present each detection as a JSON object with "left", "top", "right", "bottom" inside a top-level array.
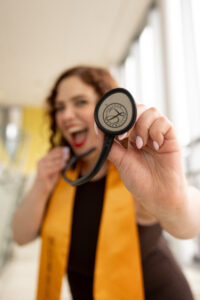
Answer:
[
  {"left": 62, "top": 88, "right": 137, "bottom": 186},
  {"left": 94, "top": 88, "right": 137, "bottom": 136}
]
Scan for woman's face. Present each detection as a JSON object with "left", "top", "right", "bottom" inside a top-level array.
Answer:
[{"left": 55, "top": 76, "right": 100, "bottom": 157}]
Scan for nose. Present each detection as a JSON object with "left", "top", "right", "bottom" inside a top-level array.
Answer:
[{"left": 61, "top": 106, "right": 76, "bottom": 121}]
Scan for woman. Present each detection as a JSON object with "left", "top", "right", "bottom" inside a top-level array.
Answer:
[{"left": 12, "top": 66, "right": 199, "bottom": 300}]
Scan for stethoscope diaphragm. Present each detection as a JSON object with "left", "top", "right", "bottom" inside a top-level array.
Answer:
[{"left": 95, "top": 88, "right": 137, "bottom": 135}]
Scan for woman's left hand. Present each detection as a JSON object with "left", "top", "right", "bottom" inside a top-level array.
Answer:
[{"left": 105, "top": 104, "right": 187, "bottom": 216}]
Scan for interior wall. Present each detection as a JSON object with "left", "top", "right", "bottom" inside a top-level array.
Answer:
[{"left": 21, "top": 107, "right": 50, "bottom": 173}]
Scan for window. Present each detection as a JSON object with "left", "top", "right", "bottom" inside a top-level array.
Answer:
[{"left": 121, "top": 7, "right": 166, "bottom": 114}]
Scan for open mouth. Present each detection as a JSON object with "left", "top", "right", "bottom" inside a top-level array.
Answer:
[{"left": 69, "top": 127, "right": 88, "bottom": 148}]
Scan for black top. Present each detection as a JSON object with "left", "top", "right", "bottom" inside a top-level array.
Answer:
[
  {"left": 67, "top": 176, "right": 106, "bottom": 299},
  {"left": 67, "top": 177, "right": 194, "bottom": 300}
]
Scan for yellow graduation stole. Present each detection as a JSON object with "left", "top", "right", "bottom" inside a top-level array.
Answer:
[{"left": 36, "top": 163, "right": 144, "bottom": 300}]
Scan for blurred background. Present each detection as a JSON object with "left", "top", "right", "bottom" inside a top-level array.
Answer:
[{"left": 0, "top": 0, "right": 200, "bottom": 299}]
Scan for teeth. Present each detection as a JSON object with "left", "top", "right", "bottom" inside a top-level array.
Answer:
[{"left": 68, "top": 127, "right": 86, "bottom": 134}]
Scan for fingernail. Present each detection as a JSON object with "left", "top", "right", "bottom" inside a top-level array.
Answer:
[
  {"left": 118, "top": 132, "right": 127, "bottom": 141},
  {"left": 63, "top": 146, "right": 70, "bottom": 158},
  {"left": 94, "top": 123, "right": 99, "bottom": 135},
  {"left": 136, "top": 136, "right": 143, "bottom": 149},
  {"left": 153, "top": 141, "right": 159, "bottom": 151}
]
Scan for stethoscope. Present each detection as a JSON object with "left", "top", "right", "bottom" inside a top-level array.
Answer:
[{"left": 62, "top": 88, "right": 137, "bottom": 186}]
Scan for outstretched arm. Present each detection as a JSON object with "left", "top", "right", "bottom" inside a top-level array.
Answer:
[{"left": 96, "top": 104, "right": 200, "bottom": 239}]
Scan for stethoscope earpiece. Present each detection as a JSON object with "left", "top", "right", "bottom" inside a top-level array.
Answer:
[{"left": 62, "top": 88, "right": 137, "bottom": 186}]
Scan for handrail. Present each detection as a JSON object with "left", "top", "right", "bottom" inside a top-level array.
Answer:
[
  {"left": 186, "top": 169, "right": 200, "bottom": 177},
  {"left": 186, "top": 136, "right": 200, "bottom": 148}
]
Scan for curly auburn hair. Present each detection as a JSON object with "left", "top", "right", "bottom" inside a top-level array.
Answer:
[{"left": 46, "top": 65, "right": 118, "bottom": 149}]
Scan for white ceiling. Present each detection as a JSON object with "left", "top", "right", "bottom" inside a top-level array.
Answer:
[{"left": 0, "top": 0, "right": 152, "bottom": 106}]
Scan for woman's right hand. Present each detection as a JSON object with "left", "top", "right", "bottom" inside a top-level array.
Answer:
[
  {"left": 35, "top": 146, "right": 70, "bottom": 196},
  {"left": 12, "top": 146, "right": 70, "bottom": 245}
]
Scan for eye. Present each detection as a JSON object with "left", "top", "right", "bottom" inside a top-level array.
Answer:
[
  {"left": 75, "top": 99, "right": 88, "bottom": 107},
  {"left": 54, "top": 104, "right": 65, "bottom": 112}
]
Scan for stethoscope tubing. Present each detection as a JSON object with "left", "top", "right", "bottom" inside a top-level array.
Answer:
[{"left": 62, "top": 135, "right": 114, "bottom": 186}]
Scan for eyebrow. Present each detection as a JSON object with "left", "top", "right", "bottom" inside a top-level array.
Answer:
[{"left": 55, "top": 94, "right": 88, "bottom": 105}]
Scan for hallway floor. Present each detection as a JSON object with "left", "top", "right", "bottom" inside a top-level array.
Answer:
[{"left": 0, "top": 239, "right": 72, "bottom": 300}]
